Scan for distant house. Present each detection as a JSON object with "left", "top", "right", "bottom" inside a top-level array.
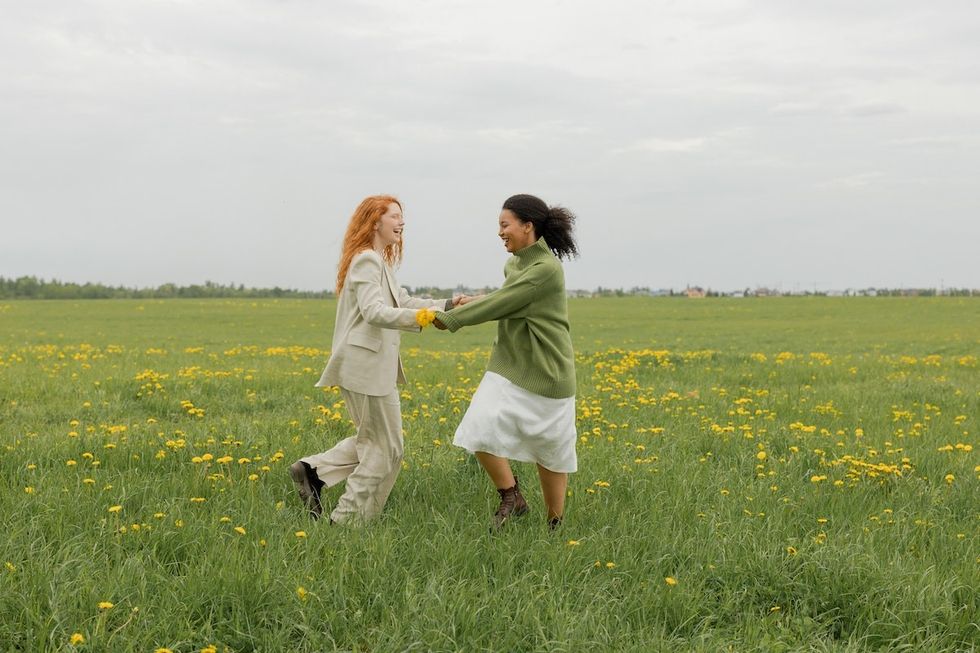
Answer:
[{"left": 685, "top": 286, "right": 706, "bottom": 298}]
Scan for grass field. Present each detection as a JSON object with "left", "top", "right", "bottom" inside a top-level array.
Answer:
[{"left": 1, "top": 297, "right": 978, "bottom": 652}]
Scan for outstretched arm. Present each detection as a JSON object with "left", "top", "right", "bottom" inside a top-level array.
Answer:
[
  {"left": 434, "top": 264, "right": 553, "bottom": 332},
  {"left": 396, "top": 286, "right": 460, "bottom": 312}
]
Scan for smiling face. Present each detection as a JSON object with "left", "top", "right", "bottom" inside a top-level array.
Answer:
[
  {"left": 373, "top": 202, "right": 404, "bottom": 250},
  {"left": 498, "top": 209, "right": 535, "bottom": 253}
]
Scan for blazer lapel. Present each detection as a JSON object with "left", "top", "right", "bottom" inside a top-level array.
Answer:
[{"left": 382, "top": 264, "right": 400, "bottom": 306}]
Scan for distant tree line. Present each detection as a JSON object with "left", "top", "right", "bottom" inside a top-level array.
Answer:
[
  {"left": 0, "top": 276, "right": 333, "bottom": 299},
  {"left": 1, "top": 276, "right": 976, "bottom": 300}
]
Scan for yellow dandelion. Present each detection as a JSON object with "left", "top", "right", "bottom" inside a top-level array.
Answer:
[
  {"left": 665, "top": 576, "right": 678, "bottom": 586},
  {"left": 944, "top": 474, "right": 955, "bottom": 484},
  {"left": 770, "top": 605, "right": 781, "bottom": 613},
  {"left": 97, "top": 601, "right": 114, "bottom": 610},
  {"left": 107, "top": 505, "right": 122, "bottom": 513},
  {"left": 605, "top": 562, "right": 616, "bottom": 569},
  {"left": 234, "top": 526, "right": 246, "bottom": 535},
  {"left": 69, "top": 633, "right": 85, "bottom": 645},
  {"left": 756, "top": 451, "right": 767, "bottom": 461},
  {"left": 201, "top": 646, "right": 218, "bottom": 653},
  {"left": 415, "top": 308, "right": 436, "bottom": 328},
  {"left": 295, "top": 531, "right": 307, "bottom": 538},
  {"left": 24, "top": 487, "right": 35, "bottom": 494},
  {"left": 566, "top": 540, "right": 580, "bottom": 546},
  {"left": 786, "top": 546, "right": 797, "bottom": 555},
  {"left": 296, "top": 586, "right": 308, "bottom": 601},
  {"left": 154, "top": 648, "right": 174, "bottom": 653}
]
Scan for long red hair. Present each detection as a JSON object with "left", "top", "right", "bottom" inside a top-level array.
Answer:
[{"left": 336, "top": 195, "right": 403, "bottom": 293}]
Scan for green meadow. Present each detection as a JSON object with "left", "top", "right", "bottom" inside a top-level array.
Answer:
[{"left": 1, "top": 297, "right": 978, "bottom": 652}]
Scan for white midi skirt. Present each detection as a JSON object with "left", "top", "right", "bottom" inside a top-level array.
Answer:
[{"left": 453, "top": 372, "right": 577, "bottom": 473}]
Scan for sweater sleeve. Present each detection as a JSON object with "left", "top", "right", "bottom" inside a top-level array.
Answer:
[
  {"left": 435, "top": 262, "right": 550, "bottom": 332},
  {"left": 349, "top": 253, "right": 422, "bottom": 332}
]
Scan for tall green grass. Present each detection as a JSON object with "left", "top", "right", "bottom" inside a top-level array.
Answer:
[{"left": 1, "top": 297, "right": 977, "bottom": 651}]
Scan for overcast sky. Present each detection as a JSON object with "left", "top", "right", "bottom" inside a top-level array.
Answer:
[{"left": 2, "top": 0, "right": 978, "bottom": 292}]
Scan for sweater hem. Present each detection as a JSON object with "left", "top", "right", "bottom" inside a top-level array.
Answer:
[{"left": 485, "top": 361, "right": 575, "bottom": 399}]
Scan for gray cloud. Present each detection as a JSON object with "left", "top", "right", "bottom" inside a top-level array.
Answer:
[{"left": 2, "top": 0, "right": 979, "bottom": 292}]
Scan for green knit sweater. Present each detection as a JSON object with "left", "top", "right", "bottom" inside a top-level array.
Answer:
[{"left": 436, "top": 238, "right": 576, "bottom": 399}]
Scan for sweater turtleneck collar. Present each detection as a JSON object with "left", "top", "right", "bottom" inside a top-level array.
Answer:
[{"left": 515, "top": 237, "right": 550, "bottom": 261}]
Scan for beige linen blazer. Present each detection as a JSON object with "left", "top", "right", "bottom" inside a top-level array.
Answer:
[{"left": 316, "top": 250, "right": 446, "bottom": 396}]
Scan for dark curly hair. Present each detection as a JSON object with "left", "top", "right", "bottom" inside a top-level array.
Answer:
[{"left": 501, "top": 194, "right": 579, "bottom": 261}]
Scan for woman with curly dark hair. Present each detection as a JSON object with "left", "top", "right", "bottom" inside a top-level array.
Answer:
[{"left": 435, "top": 193, "right": 579, "bottom": 531}]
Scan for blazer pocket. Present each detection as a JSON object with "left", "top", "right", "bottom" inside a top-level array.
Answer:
[{"left": 348, "top": 332, "right": 382, "bottom": 352}]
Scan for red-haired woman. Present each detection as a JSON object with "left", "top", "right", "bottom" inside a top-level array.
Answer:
[{"left": 290, "top": 195, "right": 457, "bottom": 524}]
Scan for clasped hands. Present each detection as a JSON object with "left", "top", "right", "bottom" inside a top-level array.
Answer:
[{"left": 434, "top": 294, "right": 483, "bottom": 330}]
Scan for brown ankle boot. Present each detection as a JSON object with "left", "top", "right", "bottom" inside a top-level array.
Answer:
[{"left": 492, "top": 476, "right": 529, "bottom": 530}]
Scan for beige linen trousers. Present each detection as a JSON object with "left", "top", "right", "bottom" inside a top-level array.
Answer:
[{"left": 301, "top": 388, "right": 403, "bottom": 523}]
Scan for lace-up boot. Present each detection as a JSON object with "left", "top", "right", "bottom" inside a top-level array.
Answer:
[{"left": 491, "top": 476, "right": 529, "bottom": 530}]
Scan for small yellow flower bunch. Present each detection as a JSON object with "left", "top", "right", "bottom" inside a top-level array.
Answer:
[{"left": 415, "top": 308, "right": 437, "bottom": 328}]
